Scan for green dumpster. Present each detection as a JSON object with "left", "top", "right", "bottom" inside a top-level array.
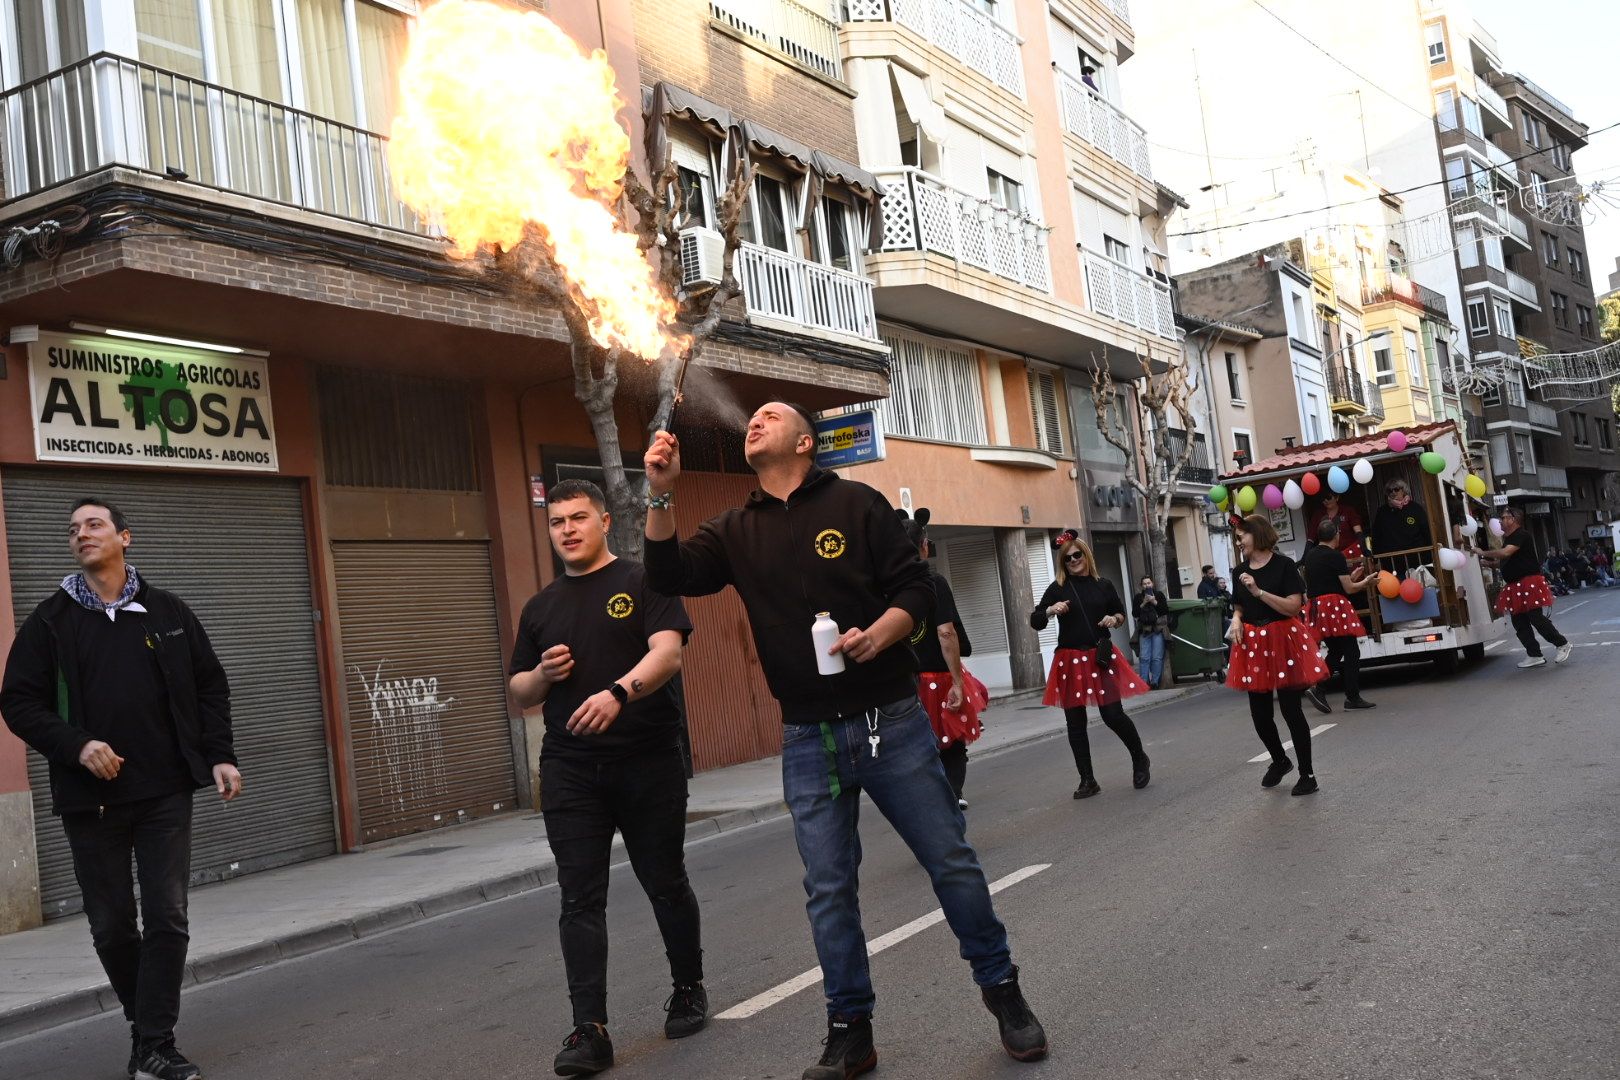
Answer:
[{"left": 1166, "top": 598, "right": 1228, "bottom": 682}]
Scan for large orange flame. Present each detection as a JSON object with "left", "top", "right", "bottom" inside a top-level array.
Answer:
[{"left": 390, "top": 0, "right": 675, "bottom": 361}]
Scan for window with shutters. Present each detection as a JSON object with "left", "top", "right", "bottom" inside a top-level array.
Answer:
[
  {"left": 1029, "top": 367, "right": 1065, "bottom": 454},
  {"left": 862, "top": 329, "right": 987, "bottom": 444},
  {"left": 1026, "top": 532, "right": 1059, "bottom": 652},
  {"left": 1425, "top": 21, "right": 1446, "bottom": 63}
]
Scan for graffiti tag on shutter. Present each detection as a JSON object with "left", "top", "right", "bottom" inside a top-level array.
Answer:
[{"left": 354, "top": 661, "right": 454, "bottom": 808}]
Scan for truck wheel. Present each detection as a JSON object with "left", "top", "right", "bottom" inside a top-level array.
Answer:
[
  {"left": 1434, "top": 649, "right": 1459, "bottom": 675},
  {"left": 1462, "top": 642, "right": 1486, "bottom": 663}
]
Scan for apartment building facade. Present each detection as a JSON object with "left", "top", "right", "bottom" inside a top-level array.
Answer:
[{"left": 0, "top": 0, "right": 894, "bottom": 932}]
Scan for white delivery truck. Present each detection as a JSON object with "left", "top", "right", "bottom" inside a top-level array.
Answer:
[{"left": 1217, "top": 421, "right": 1505, "bottom": 673}]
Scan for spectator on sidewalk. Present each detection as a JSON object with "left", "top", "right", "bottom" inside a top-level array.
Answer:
[
  {"left": 644, "top": 403, "right": 1047, "bottom": 1079},
  {"left": 1196, "top": 565, "right": 1222, "bottom": 600},
  {"left": 0, "top": 498, "right": 241, "bottom": 1080},
  {"left": 898, "top": 508, "right": 987, "bottom": 810},
  {"left": 508, "top": 479, "right": 705, "bottom": 1076},
  {"left": 1131, "top": 577, "right": 1170, "bottom": 689}
]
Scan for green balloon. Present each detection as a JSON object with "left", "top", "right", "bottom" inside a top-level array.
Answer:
[
  {"left": 1236, "top": 485, "right": 1258, "bottom": 512},
  {"left": 1419, "top": 451, "right": 1446, "bottom": 475},
  {"left": 1208, "top": 484, "right": 1228, "bottom": 505}
]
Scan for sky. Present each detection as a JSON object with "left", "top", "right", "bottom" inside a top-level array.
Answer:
[{"left": 1467, "top": 0, "right": 1620, "bottom": 295}]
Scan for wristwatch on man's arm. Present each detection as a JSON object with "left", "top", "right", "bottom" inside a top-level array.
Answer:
[{"left": 606, "top": 682, "right": 629, "bottom": 705}]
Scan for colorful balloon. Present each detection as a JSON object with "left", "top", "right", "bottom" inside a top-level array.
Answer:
[
  {"left": 1328, "top": 465, "right": 1351, "bottom": 493},
  {"left": 1465, "top": 474, "right": 1487, "bottom": 500},
  {"left": 1301, "top": 471, "right": 1321, "bottom": 496},
  {"left": 1236, "top": 485, "right": 1258, "bottom": 512},
  {"left": 1208, "top": 484, "right": 1229, "bottom": 505},
  {"left": 1386, "top": 430, "right": 1408, "bottom": 453},
  {"left": 1419, "top": 451, "right": 1446, "bottom": 474},
  {"left": 1489, "top": 517, "right": 1504, "bottom": 537},
  {"left": 1352, "top": 458, "right": 1374, "bottom": 485},
  {"left": 1398, "top": 578, "right": 1425, "bottom": 604},
  {"left": 1463, "top": 513, "right": 1479, "bottom": 533},
  {"left": 1283, "top": 479, "right": 1305, "bottom": 510},
  {"left": 1377, "top": 571, "right": 1401, "bottom": 599},
  {"left": 1262, "top": 484, "right": 1285, "bottom": 510}
]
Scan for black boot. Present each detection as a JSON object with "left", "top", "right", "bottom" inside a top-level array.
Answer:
[
  {"left": 981, "top": 967, "right": 1048, "bottom": 1062},
  {"left": 664, "top": 982, "right": 708, "bottom": 1039},
  {"left": 553, "top": 1024, "right": 614, "bottom": 1077},
  {"left": 1132, "top": 755, "right": 1151, "bottom": 790},
  {"left": 1072, "top": 777, "right": 1101, "bottom": 799},
  {"left": 802, "top": 1015, "right": 876, "bottom": 1080}
]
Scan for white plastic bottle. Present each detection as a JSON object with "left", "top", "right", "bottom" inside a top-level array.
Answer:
[{"left": 811, "top": 612, "right": 846, "bottom": 675}]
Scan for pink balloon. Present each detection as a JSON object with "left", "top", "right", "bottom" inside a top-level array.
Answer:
[
  {"left": 1387, "top": 430, "right": 1408, "bottom": 453},
  {"left": 1262, "top": 484, "right": 1285, "bottom": 509}
]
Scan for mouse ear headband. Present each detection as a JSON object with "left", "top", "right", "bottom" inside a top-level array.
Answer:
[{"left": 1053, "top": 529, "right": 1079, "bottom": 549}]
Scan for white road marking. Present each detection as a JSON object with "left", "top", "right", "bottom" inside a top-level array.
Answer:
[
  {"left": 1249, "top": 723, "right": 1336, "bottom": 764},
  {"left": 1485, "top": 640, "right": 1506, "bottom": 651},
  {"left": 715, "top": 863, "right": 1052, "bottom": 1020},
  {"left": 1561, "top": 599, "right": 1593, "bottom": 614}
]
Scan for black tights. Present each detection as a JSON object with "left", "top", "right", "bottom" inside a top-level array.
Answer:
[
  {"left": 1064, "top": 704, "right": 1146, "bottom": 781},
  {"left": 1248, "top": 689, "right": 1313, "bottom": 776},
  {"left": 1322, "top": 636, "right": 1362, "bottom": 699},
  {"left": 938, "top": 740, "right": 968, "bottom": 800}
]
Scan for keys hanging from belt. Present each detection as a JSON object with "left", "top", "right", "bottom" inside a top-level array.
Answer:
[{"left": 866, "top": 711, "right": 881, "bottom": 758}]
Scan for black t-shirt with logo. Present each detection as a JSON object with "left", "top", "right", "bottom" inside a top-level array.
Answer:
[
  {"left": 1300, "top": 543, "right": 1351, "bottom": 598},
  {"left": 509, "top": 559, "right": 692, "bottom": 761},
  {"left": 1500, "top": 528, "right": 1541, "bottom": 582},
  {"left": 1231, "top": 553, "right": 1307, "bottom": 626},
  {"left": 911, "top": 570, "right": 962, "bottom": 673}
]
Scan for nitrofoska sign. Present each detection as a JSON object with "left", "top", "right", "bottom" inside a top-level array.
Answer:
[{"left": 28, "top": 331, "right": 278, "bottom": 472}]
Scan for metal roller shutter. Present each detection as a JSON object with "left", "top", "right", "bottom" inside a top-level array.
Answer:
[
  {"left": 332, "top": 542, "right": 516, "bottom": 843},
  {"left": 2, "top": 469, "right": 334, "bottom": 918},
  {"left": 938, "top": 533, "right": 1010, "bottom": 656},
  {"left": 1026, "top": 532, "right": 1059, "bottom": 653}
]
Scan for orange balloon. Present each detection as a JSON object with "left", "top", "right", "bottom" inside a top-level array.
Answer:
[
  {"left": 1377, "top": 571, "right": 1401, "bottom": 599},
  {"left": 1300, "top": 471, "right": 1321, "bottom": 496},
  {"left": 1398, "top": 578, "right": 1424, "bottom": 604}
]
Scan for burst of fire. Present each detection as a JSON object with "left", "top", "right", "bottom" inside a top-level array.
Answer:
[{"left": 390, "top": 0, "right": 676, "bottom": 361}]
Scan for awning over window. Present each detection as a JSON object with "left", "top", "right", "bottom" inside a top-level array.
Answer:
[
  {"left": 890, "top": 65, "right": 946, "bottom": 144},
  {"left": 812, "top": 151, "right": 883, "bottom": 201},
  {"left": 740, "top": 119, "right": 816, "bottom": 173}
]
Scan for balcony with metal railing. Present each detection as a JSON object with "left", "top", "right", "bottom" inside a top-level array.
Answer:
[
  {"left": 1527, "top": 400, "right": 1560, "bottom": 431},
  {"left": 1506, "top": 269, "right": 1541, "bottom": 309},
  {"left": 1450, "top": 191, "right": 1512, "bottom": 236},
  {"left": 875, "top": 167, "right": 1052, "bottom": 292},
  {"left": 1361, "top": 272, "right": 1449, "bottom": 318},
  {"left": 1053, "top": 69, "right": 1152, "bottom": 183},
  {"left": 844, "top": 0, "right": 1025, "bottom": 98},
  {"left": 0, "top": 53, "right": 426, "bottom": 235},
  {"left": 1486, "top": 139, "right": 1515, "bottom": 172},
  {"left": 1364, "top": 379, "right": 1386, "bottom": 419},
  {"left": 1465, "top": 409, "right": 1488, "bottom": 444},
  {"left": 1538, "top": 464, "right": 1570, "bottom": 491},
  {"left": 1328, "top": 365, "right": 1368, "bottom": 413},
  {"left": 1158, "top": 427, "right": 1215, "bottom": 488},
  {"left": 1081, "top": 250, "right": 1176, "bottom": 341},
  {"left": 737, "top": 242, "right": 880, "bottom": 343},
  {"left": 1476, "top": 79, "right": 1510, "bottom": 132},
  {"left": 712, "top": 0, "right": 843, "bottom": 80}
]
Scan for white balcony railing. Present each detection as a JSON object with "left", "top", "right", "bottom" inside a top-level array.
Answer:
[
  {"left": 1450, "top": 192, "right": 1510, "bottom": 235},
  {"left": 1486, "top": 139, "right": 1515, "bottom": 172},
  {"left": 0, "top": 53, "right": 427, "bottom": 234},
  {"left": 737, "top": 241, "right": 880, "bottom": 342},
  {"left": 1106, "top": 0, "right": 1132, "bottom": 24},
  {"left": 845, "top": 0, "right": 1025, "bottom": 98},
  {"left": 1538, "top": 465, "right": 1569, "bottom": 491},
  {"left": 1054, "top": 70, "right": 1152, "bottom": 182},
  {"left": 1082, "top": 250, "right": 1176, "bottom": 341},
  {"left": 1506, "top": 208, "right": 1530, "bottom": 246},
  {"left": 1506, "top": 269, "right": 1541, "bottom": 308},
  {"left": 710, "top": 0, "right": 842, "bottom": 81},
  {"left": 875, "top": 167, "right": 1052, "bottom": 292},
  {"left": 1476, "top": 79, "right": 1509, "bottom": 125},
  {"left": 1527, "top": 401, "right": 1560, "bottom": 430}
]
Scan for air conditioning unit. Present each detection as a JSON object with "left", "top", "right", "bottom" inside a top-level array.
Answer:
[{"left": 679, "top": 226, "right": 725, "bottom": 287}]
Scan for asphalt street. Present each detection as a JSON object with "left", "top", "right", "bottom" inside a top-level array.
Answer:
[{"left": 5, "top": 593, "right": 1618, "bottom": 1080}]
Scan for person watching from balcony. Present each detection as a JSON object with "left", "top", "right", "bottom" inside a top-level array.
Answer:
[{"left": 1081, "top": 65, "right": 1100, "bottom": 93}]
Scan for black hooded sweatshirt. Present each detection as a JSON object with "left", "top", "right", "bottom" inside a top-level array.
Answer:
[{"left": 644, "top": 467, "right": 933, "bottom": 724}]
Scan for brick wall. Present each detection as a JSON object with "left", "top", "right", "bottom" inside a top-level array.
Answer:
[{"left": 630, "top": 0, "right": 859, "bottom": 160}]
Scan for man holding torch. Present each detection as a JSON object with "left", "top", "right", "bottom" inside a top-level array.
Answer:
[{"left": 643, "top": 403, "right": 1047, "bottom": 1079}]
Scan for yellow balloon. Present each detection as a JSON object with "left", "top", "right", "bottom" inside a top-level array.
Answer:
[
  {"left": 1235, "top": 485, "right": 1258, "bottom": 512},
  {"left": 1465, "top": 474, "right": 1486, "bottom": 500}
]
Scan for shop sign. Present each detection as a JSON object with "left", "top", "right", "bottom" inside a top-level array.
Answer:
[
  {"left": 815, "top": 409, "right": 886, "bottom": 468},
  {"left": 28, "top": 330, "right": 277, "bottom": 471}
]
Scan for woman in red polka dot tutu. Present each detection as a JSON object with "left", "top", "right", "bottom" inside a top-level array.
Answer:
[
  {"left": 1031, "top": 532, "right": 1150, "bottom": 799},
  {"left": 1477, "top": 505, "right": 1571, "bottom": 668},
  {"left": 1299, "top": 517, "right": 1377, "bottom": 712},
  {"left": 1225, "top": 514, "right": 1328, "bottom": 796},
  {"left": 898, "top": 509, "right": 989, "bottom": 809}
]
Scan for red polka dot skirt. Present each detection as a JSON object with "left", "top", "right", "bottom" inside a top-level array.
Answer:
[
  {"left": 1495, "top": 574, "right": 1555, "bottom": 616},
  {"left": 1225, "top": 617, "right": 1327, "bottom": 693},
  {"left": 917, "top": 669, "right": 989, "bottom": 747},
  {"left": 1042, "top": 647, "right": 1150, "bottom": 709},
  {"left": 1308, "top": 592, "right": 1366, "bottom": 639}
]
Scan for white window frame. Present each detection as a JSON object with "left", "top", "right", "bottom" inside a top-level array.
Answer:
[
  {"left": 1542, "top": 231, "right": 1560, "bottom": 266},
  {"left": 1569, "top": 248, "right": 1585, "bottom": 282},
  {"left": 1232, "top": 429, "right": 1254, "bottom": 469},
  {"left": 1374, "top": 344, "right": 1396, "bottom": 386},
  {"left": 810, "top": 193, "right": 862, "bottom": 274},
  {"left": 1405, "top": 329, "right": 1425, "bottom": 388},
  {"left": 1460, "top": 96, "right": 1483, "bottom": 136},
  {"left": 986, "top": 168, "right": 1024, "bottom": 216},
  {"left": 1225, "top": 351, "right": 1244, "bottom": 403},
  {"left": 1456, "top": 224, "right": 1479, "bottom": 269},
  {"left": 1290, "top": 293, "right": 1309, "bottom": 342},
  {"left": 1467, "top": 298, "right": 1490, "bottom": 336},
  {"left": 866, "top": 330, "right": 987, "bottom": 444},
  {"left": 748, "top": 171, "right": 798, "bottom": 253},
  {"left": 1426, "top": 21, "right": 1447, "bottom": 63},
  {"left": 1514, "top": 432, "right": 1535, "bottom": 472},
  {"left": 1494, "top": 298, "right": 1515, "bottom": 338},
  {"left": 1436, "top": 89, "right": 1458, "bottom": 131},
  {"left": 1483, "top": 235, "right": 1504, "bottom": 272},
  {"left": 1028, "top": 365, "right": 1065, "bottom": 455}
]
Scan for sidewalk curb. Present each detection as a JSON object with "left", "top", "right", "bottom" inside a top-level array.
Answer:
[{"left": 1, "top": 686, "right": 1222, "bottom": 1043}]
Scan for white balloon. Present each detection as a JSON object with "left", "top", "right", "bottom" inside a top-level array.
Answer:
[
  {"left": 1283, "top": 479, "right": 1305, "bottom": 509},
  {"left": 1463, "top": 514, "right": 1479, "bottom": 532},
  {"left": 1352, "top": 458, "right": 1374, "bottom": 485},
  {"left": 1439, "top": 547, "right": 1465, "bottom": 571},
  {"left": 1489, "top": 517, "right": 1504, "bottom": 536}
]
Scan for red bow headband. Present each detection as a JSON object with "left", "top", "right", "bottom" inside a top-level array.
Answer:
[{"left": 1053, "top": 529, "right": 1079, "bottom": 549}]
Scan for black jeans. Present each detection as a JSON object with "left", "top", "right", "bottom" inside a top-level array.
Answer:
[
  {"left": 61, "top": 791, "right": 193, "bottom": 1046},
  {"left": 541, "top": 746, "right": 703, "bottom": 1027},
  {"left": 1511, "top": 609, "right": 1568, "bottom": 657},
  {"left": 1249, "top": 690, "right": 1313, "bottom": 776},
  {"left": 1322, "top": 636, "right": 1362, "bottom": 700},
  {"left": 1064, "top": 704, "right": 1146, "bottom": 781},
  {"left": 938, "top": 740, "right": 968, "bottom": 800}
]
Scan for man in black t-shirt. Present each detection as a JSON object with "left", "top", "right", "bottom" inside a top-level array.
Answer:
[
  {"left": 1369, "top": 478, "right": 1432, "bottom": 574},
  {"left": 509, "top": 480, "right": 703, "bottom": 1075},
  {"left": 1300, "top": 519, "right": 1376, "bottom": 712},
  {"left": 1478, "top": 506, "right": 1571, "bottom": 668}
]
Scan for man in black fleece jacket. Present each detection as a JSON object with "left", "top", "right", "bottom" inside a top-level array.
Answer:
[
  {"left": 644, "top": 402, "right": 1046, "bottom": 1079},
  {"left": 1, "top": 498, "right": 239, "bottom": 1080}
]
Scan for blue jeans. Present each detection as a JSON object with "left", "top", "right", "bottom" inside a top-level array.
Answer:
[
  {"left": 1137, "top": 631, "right": 1165, "bottom": 688},
  {"left": 781, "top": 696, "right": 1013, "bottom": 1019}
]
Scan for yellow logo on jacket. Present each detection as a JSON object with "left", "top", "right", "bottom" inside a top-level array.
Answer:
[
  {"left": 815, "top": 529, "right": 847, "bottom": 559},
  {"left": 606, "top": 593, "right": 634, "bottom": 619}
]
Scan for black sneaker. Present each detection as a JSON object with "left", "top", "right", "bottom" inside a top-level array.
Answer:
[
  {"left": 802, "top": 1015, "right": 876, "bottom": 1080},
  {"left": 127, "top": 1026, "right": 139, "bottom": 1078},
  {"left": 1305, "top": 685, "right": 1332, "bottom": 714},
  {"left": 1344, "top": 697, "right": 1376, "bottom": 710},
  {"left": 981, "top": 966, "right": 1049, "bottom": 1062},
  {"left": 664, "top": 982, "right": 708, "bottom": 1040},
  {"left": 1261, "top": 757, "right": 1294, "bottom": 788},
  {"left": 133, "top": 1042, "right": 201, "bottom": 1080},
  {"left": 1291, "top": 774, "right": 1319, "bottom": 797},
  {"left": 554, "top": 1024, "right": 614, "bottom": 1077},
  {"left": 1132, "top": 756, "right": 1151, "bottom": 790},
  {"left": 1072, "top": 778, "right": 1101, "bottom": 799}
]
